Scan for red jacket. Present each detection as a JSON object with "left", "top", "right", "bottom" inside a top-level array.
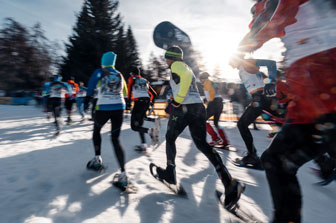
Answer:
[
  {"left": 239, "top": 0, "right": 306, "bottom": 53},
  {"left": 240, "top": 0, "right": 336, "bottom": 123},
  {"left": 276, "top": 80, "right": 291, "bottom": 104}
]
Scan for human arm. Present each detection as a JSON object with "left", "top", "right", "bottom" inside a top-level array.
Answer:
[
  {"left": 86, "top": 69, "right": 102, "bottom": 97},
  {"left": 127, "top": 76, "right": 134, "bottom": 101},
  {"left": 170, "top": 62, "right": 193, "bottom": 107},
  {"left": 239, "top": 0, "right": 300, "bottom": 53},
  {"left": 122, "top": 74, "right": 128, "bottom": 97},
  {"left": 256, "top": 59, "right": 277, "bottom": 81},
  {"left": 148, "top": 85, "right": 157, "bottom": 103}
]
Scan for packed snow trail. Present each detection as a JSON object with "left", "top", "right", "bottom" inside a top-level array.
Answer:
[{"left": 0, "top": 105, "right": 335, "bottom": 223}]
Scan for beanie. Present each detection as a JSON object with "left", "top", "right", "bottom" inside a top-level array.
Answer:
[
  {"left": 200, "top": 72, "right": 210, "bottom": 79},
  {"left": 101, "top": 51, "right": 117, "bottom": 67},
  {"left": 164, "top": 46, "right": 183, "bottom": 60},
  {"left": 130, "top": 66, "right": 140, "bottom": 75}
]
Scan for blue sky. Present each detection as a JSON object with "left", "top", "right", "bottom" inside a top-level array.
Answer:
[{"left": 0, "top": 0, "right": 283, "bottom": 81}]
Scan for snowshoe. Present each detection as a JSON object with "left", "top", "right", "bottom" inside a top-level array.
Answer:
[
  {"left": 223, "top": 180, "right": 245, "bottom": 210},
  {"left": 112, "top": 173, "right": 138, "bottom": 193},
  {"left": 209, "top": 139, "right": 224, "bottom": 147},
  {"left": 54, "top": 130, "right": 60, "bottom": 137},
  {"left": 215, "top": 145, "right": 237, "bottom": 152},
  {"left": 86, "top": 157, "right": 107, "bottom": 172},
  {"left": 311, "top": 168, "right": 336, "bottom": 186},
  {"left": 79, "top": 116, "right": 85, "bottom": 123},
  {"left": 216, "top": 188, "right": 263, "bottom": 223},
  {"left": 210, "top": 141, "right": 236, "bottom": 152},
  {"left": 66, "top": 117, "right": 73, "bottom": 125},
  {"left": 134, "top": 145, "right": 147, "bottom": 153},
  {"left": 233, "top": 153, "right": 264, "bottom": 170},
  {"left": 267, "top": 132, "right": 277, "bottom": 138},
  {"left": 149, "top": 163, "right": 187, "bottom": 196}
]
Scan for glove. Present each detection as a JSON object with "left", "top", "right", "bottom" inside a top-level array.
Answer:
[
  {"left": 264, "top": 83, "right": 276, "bottom": 97},
  {"left": 171, "top": 100, "right": 181, "bottom": 108},
  {"left": 313, "top": 113, "right": 336, "bottom": 144}
]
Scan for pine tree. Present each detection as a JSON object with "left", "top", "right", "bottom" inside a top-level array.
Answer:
[
  {"left": 114, "top": 25, "right": 128, "bottom": 76},
  {"left": 60, "top": 0, "right": 122, "bottom": 83},
  {"left": 145, "top": 52, "right": 170, "bottom": 82},
  {"left": 124, "top": 26, "right": 142, "bottom": 81},
  {"left": 0, "top": 18, "right": 53, "bottom": 91}
]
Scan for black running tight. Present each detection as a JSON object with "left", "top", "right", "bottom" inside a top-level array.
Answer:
[
  {"left": 261, "top": 123, "right": 331, "bottom": 222},
  {"left": 93, "top": 110, "right": 125, "bottom": 172},
  {"left": 206, "top": 97, "right": 223, "bottom": 128},
  {"left": 165, "top": 103, "right": 232, "bottom": 187},
  {"left": 131, "top": 97, "right": 150, "bottom": 144}
]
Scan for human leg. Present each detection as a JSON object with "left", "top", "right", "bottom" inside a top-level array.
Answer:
[
  {"left": 51, "top": 98, "right": 62, "bottom": 131},
  {"left": 261, "top": 124, "right": 329, "bottom": 222},
  {"left": 206, "top": 100, "right": 220, "bottom": 142},
  {"left": 77, "top": 97, "right": 85, "bottom": 117},
  {"left": 188, "top": 103, "right": 232, "bottom": 187},
  {"left": 237, "top": 103, "right": 263, "bottom": 154},
  {"left": 189, "top": 103, "right": 243, "bottom": 207},
  {"left": 110, "top": 110, "right": 126, "bottom": 172},
  {"left": 154, "top": 106, "right": 188, "bottom": 184},
  {"left": 92, "top": 110, "right": 110, "bottom": 156},
  {"left": 213, "top": 98, "right": 229, "bottom": 145},
  {"left": 131, "top": 99, "right": 150, "bottom": 144}
]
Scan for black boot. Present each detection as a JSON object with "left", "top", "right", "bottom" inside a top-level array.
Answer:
[
  {"left": 224, "top": 179, "right": 245, "bottom": 209},
  {"left": 237, "top": 153, "right": 264, "bottom": 169},
  {"left": 157, "top": 164, "right": 176, "bottom": 185}
]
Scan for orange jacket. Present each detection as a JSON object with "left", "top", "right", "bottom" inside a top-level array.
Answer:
[{"left": 65, "top": 80, "right": 79, "bottom": 98}]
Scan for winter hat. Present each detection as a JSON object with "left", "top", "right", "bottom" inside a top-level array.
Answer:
[
  {"left": 101, "top": 51, "right": 117, "bottom": 67},
  {"left": 130, "top": 66, "right": 140, "bottom": 75},
  {"left": 200, "top": 72, "right": 210, "bottom": 79},
  {"left": 164, "top": 46, "right": 183, "bottom": 60}
]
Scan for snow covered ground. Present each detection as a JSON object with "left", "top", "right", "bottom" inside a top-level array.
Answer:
[{"left": 0, "top": 105, "right": 335, "bottom": 223}]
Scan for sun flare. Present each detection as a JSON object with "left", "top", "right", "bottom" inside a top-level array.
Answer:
[{"left": 194, "top": 29, "right": 242, "bottom": 81}]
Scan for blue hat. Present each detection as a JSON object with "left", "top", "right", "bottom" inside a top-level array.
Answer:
[{"left": 101, "top": 51, "right": 117, "bottom": 67}]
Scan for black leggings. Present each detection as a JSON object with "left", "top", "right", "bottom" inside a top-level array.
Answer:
[
  {"left": 237, "top": 91, "right": 277, "bottom": 154},
  {"left": 206, "top": 97, "right": 223, "bottom": 127},
  {"left": 91, "top": 98, "right": 98, "bottom": 120},
  {"left": 50, "top": 97, "right": 62, "bottom": 130},
  {"left": 131, "top": 98, "right": 150, "bottom": 144},
  {"left": 165, "top": 103, "right": 232, "bottom": 187},
  {"left": 65, "top": 98, "right": 75, "bottom": 111},
  {"left": 93, "top": 110, "right": 125, "bottom": 172},
  {"left": 261, "top": 124, "right": 331, "bottom": 223}
]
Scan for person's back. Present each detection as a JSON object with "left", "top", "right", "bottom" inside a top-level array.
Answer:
[
  {"left": 200, "top": 72, "right": 229, "bottom": 147},
  {"left": 48, "top": 75, "right": 70, "bottom": 135},
  {"left": 127, "top": 67, "right": 157, "bottom": 151},
  {"left": 86, "top": 51, "right": 130, "bottom": 187},
  {"left": 230, "top": 57, "right": 277, "bottom": 169}
]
